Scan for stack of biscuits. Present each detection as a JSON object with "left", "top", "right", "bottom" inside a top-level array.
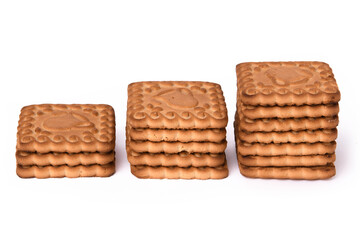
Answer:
[
  {"left": 235, "top": 62, "right": 340, "bottom": 180},
  {"left": 126, "top": 81, "right": 229, "bottom": 179},
  {"left": 16, "top": 104, "right": 116, "bottom": 178}
]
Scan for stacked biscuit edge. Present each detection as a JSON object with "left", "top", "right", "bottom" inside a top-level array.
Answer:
[
  {"left": 126, "top": 81, "right": 229, "bottom": 179},
  {"left": 16, "top": 104, "right": 116, "bottom": 178},
  {"left": 235, "top": 62, "right": 340, "bottom": 180}
]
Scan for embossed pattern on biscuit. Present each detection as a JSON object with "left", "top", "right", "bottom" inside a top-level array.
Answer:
[
  {"left": 127, "top": 81, "right": 228, "bottom": 129},
  {"left": 234, "top": 62, "right": 340, "bottom": 180},
  {"left": 43, "top": 111, "right": 95, "bottom": 131},
  {"left": 16, "top": 104, "right": 115, "bottom": 153},
  {"left": 126, "top": 81, "right": 229, "bottom": 179},
  {"left": 236, "top": 61, "right": 340, "bottom": 106}
]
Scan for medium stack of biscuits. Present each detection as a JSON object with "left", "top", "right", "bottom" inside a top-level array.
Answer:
[
  {"left": 235, "top": 62, "right": 340, "bottom": 180},
  {"left": 126, "top": 81, "right": 229, "bottom": 179},
  {"left": 16, "top": 104, "right": 116, "bottom": 178}
]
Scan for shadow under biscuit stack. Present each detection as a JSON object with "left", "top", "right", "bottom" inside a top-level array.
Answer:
[
  {"left": 16, "top": 104, "right": 116, "bottom": 178},
  {"left": 235, "top": 62, "right": 340, "bottom": 180},
  {"left": 126, "top": 81, "right": 229, "bottom": 179}
]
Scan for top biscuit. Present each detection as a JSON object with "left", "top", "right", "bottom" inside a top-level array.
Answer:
[
  {"left": 236, "top": 62, "right": 340, "bottom": 106},
  {"left": 127, "top": 81, "right": 228, "bottom": 129},
  {"left": 17, "top": 104, "right": 115, "bottom": 153}
]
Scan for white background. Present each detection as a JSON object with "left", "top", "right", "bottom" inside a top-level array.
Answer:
[{"left": 0, "top": 0, "right": 359, "bottom": 239}]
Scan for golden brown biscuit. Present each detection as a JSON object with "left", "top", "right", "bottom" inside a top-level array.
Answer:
[
  {"left": 237, "top": 154, "right": 335, "bottom": 167},
  {"left": 127, "top": 150, "right": 225, "bottom": 167},
  {"left": 235, "top": 108, "right": 338, "bottom": 144},
  {"left": 238, "top": 129, "right": 337, "bottom": 143},
  {"left": 17, "top": 104, "right": 115, "bottom": 153},
  {"left": 16, "top": 162, "right": 115, "bottom": 178},
  {"left": 127, "top": 81, "right": 228, "bottom": 129},
  {"left": 125, "top": 81, "right": 229, "bottom": 180},
  {"left": 16, "top": 151, "right": 115, "bottom": 167},
  {"left": 128, "top": 127, "right": 226, "bottom": 143},
  {"left": 240, "top": 103, "right": 339, "bottom": 119},
  {"left": 237, "top": 141, "right": 336, "bottom": 156},
  {"left": 234, "top": 124, "right": 336, "bottom": 166},
  {"left": 127, "top": 140, "right": 227, "bottom": 154},
  {"left": 235, "top": 119, "right": 336, "bottom": 156},
  {"left": 238, "top": 163, "right": 335, "bottom": 180},
  {"left": 236, "top": 112, "right": 339, "bottom": 132},
  {"left": 130, "top": 163, "right": 228, "bottom": 179},
  {"left": 236, "top": 61, "right": 340, "bottom": 106}
]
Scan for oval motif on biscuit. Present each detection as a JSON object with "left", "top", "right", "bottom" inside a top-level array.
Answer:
[
  {"left": 265, "top": 66, "right": 313, "bottom": 86},
  {"left": 43, "top": 111, "right": 94, "bottom": 131},
  {"left": 153, "top": 88, "right": 199, "bottom": 109}
]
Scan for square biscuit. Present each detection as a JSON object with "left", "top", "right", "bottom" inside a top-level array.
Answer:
[
  {"left": 130, "top": 163, "right": 229, "bottom": 179},
  {"left": 237, "top": 154, "right": 335, "bottom": 167},
  {"left": 234, "top": 122, "right": 336, "bottom": 156},
  {"left": 238, "top": 163, "right": 335, "bottom": 180},
  {"left": 234, "top": 123, "right": 336, "bottom": 166},
  {"left": 238, "top": 129, "right": 337, "bottom": 144},
  {"left": 16, "top": 162, "right": 115, "bottom": 179},
  {"left": 236, "top": 61, "right": 340, "bottom": 106},
  {"left": 240, "top": 102, "right": 339, "bottom": 119},
  {"left": 234, "top": 113, "right": 338, "bottom": 143},
  {"left": 16, "top": 104, "right": 115, "bottom": 153},
  {"left": 16, "top": 151, "right": 115, "bottom": 167},
  {"left": 127, "top": 81, "right": 228, "bottom": 129},
  {"left": 126, "top": 150, "right": 226, "bottom": 167},
  {"left": 126, "top": 127, "right": 226, "bottom": 154},
  {"left": 235, "top": 112, "right": 339, "bottom": 132},
  {"left": 237, "top": 140, "right": 336, "bottom": 156},
  {"left": 128, "top": 127, "right": 226, "bottom": 143},
  {"left": 127, "top": 140, "right": 227, "bottom": 154}
]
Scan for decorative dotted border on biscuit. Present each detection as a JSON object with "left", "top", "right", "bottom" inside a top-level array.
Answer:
[
  {"left": 127, "top": 81, "right": 228, "bottom": 126},
  {"left": 17, "top": 104, "right": 115, "bottom": 145},
  {"left": 236, "top": 61, "right": 339, "bottom": 97}
]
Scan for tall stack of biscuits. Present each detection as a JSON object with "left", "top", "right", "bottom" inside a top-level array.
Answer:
[
  {"left": 235, "top": 62, "right": 340, "bottom": 180},
  {"left": 16, "top": 104, "right": 116, "bottom": 178},
  {"left": 126, "top": 81, "right": 229, "bottom": 179}
]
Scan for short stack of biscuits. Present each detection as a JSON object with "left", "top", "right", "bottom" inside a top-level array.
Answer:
[
  {"left": 16, "top": 104, "right": 116, "bottom": 178},
  {"left": 235, "top": 62, "right": 340, "bottom": 180},
  {"left": 126, "top": 81, "right": 229, "bottom": 179}
]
